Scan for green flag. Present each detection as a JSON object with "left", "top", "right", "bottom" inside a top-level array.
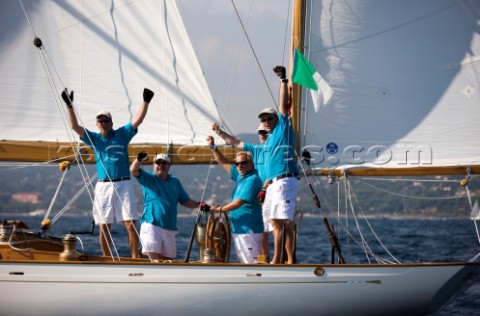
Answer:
[
  {"left": 292, "top": 49, "right": 334, "bottom": 111},
  {"left": 293, "top": 49, "right": 318, "bottom": 90}
]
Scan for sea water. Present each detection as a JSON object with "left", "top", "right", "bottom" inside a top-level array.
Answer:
[{"left": 6, "top": 214, "right": 480, "bottom": 316}]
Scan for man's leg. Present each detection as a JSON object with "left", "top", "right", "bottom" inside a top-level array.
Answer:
[
  {"left": 284, "top": 221, "right": 295, "bottom": 264},
  {"left": 124, "top": 220, "right": 139, "bottom": 258},
  {"left": 271, "top": 219, "right": 285, "bottom": 264},
  {"left": 99, "top": 223, "right": 112, "bottom": 257}
]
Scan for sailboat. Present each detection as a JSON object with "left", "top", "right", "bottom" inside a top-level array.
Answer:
[{"left": 0, "top": 1, "right": 479, "bottom": 315}]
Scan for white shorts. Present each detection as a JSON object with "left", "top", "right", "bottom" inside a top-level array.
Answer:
[
  {"left": 92, "top": 180, "right": 138, "bottom": 224},
  {"left": 261, "top": 201, "right": 273, "bottom": 232},
  {"left": 140, "top": 223, "right": 177, "bottom": 258},
  {"left": 232, "top": 232, "right": 263, "bottom": 264},
  {"left": 264, "top": 176, "right": 298, "bottom": 221}
]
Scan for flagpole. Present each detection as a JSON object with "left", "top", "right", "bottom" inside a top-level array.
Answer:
[{"left": 290, "top": 0, "right": 306, "bottom": 154}]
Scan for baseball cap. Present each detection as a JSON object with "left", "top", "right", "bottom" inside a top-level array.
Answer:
[
  {"left": 153, "top": 153, "right": 170, "bottom": 164},
  {"left": 96, "top": 110, "right": 112, "bottom": 119},
  {"left": 257, "top": 107, "right": 277, "bottom": 118}
]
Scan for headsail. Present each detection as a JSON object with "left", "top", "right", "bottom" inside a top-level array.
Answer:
[
  {"left": 0, "top": 0, "right": 222, "bottom": 164},
  {"left": 298, "top": 0, "right": 480, "bottom": 176}
]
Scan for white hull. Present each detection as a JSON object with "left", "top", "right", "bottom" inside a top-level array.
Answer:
[{"left": 1, "top": 261, "right": 479, "bottom": 316}]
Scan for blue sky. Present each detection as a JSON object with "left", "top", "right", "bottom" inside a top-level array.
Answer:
[{"left": 179, "top": 0, "right": 292, "bottom": 136}]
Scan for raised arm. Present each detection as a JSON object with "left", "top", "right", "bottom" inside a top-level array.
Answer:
[
  {"left": 273, "top": 66, "right": 289, "bottom": 116},
  {"left": 207, "top": 135, "right": 231, "bottom": 174},
  {"left": 130, "top": 152, "right": 147, "bottom": 178},
  {"left": 132, "top": 88, "right": 154, "bottom": 130},
  {"left": 211, "top": 123, "right": 244, "bottom": 149},
  {"left": 62, "top": 89, "right": 85, "bottom": 138}
]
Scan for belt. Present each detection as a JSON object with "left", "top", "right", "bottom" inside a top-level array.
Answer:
[
  {"left": 268, "top": 173, "right": 298, "bottom": 184},
  {"left": 98, "top": 177, "right": 130, "bottom": 182}
]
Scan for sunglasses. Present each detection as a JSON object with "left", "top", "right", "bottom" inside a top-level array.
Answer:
[
  {"left": 260, "top": 116, "right": 275, "bottom": 123},
  {"left": 155, "top": 160, "right": 169, "bottom": 165},
  {"left": 258, "top": 130, "right": 268, "bottom": 135},
  {"left": 97, "top": 119, "right": 111, "bottom": 123},
  {"left": 235, "top": 160, "right": 249, "bottom": 166}
]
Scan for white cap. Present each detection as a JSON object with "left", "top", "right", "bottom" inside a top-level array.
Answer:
[
  {"left": 257, "top": 107, "right": 277, "bottom": 118},
  {"left": 153, "top": 153, "right": 170, "bottom": 164},
  {"left": 96, "top": 110, "right": 112, "bottom": 119}
]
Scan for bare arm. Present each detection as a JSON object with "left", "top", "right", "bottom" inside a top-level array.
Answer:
[
  {"left": 210, "top": 198, "right": 245, "bottom": 212},
  {"left": 274, "top": 66, "right": 289, "bottom": 116},
  {"left": 211, "top": 123, "right": 244, "bottom": 149},
  {"left": 67, "top": 107, "right": 85, "bottom": 138},
  {"left": 61, "top": 89, "right": 85, "bottom": 138},
  {"left": 279, "top": 80, "right": 289, "bottom": 116},
  {"left": 132, "top": 101, "right": 149, "bottom": 130},
  {"left": 181, "top": 199, "right": 200, "bottom": 209},
  {"left": 207, "top": 135, "right": 231, "bottom": 174},
  {"left": 130, "top": 157, "right": 142, "bottom": 177},
  {"left": 132, "top": 88, "right": 154, "bottom": 130}
]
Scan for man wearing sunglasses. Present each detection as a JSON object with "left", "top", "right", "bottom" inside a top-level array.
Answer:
[
  {"left": 62, "top": 87, "right": 154, "bottom": 258},
  {"left": 212, "top": 66, "right": 299, "bottom": 264},
  {"left": 130, "top": 153, "right": 200, "bottom": 260},
  {"left": 207, "top": 136, "right": 264, "bottom": 264},
  {"left": 211, "top": 122, "right": 271, "bottom": 262}
]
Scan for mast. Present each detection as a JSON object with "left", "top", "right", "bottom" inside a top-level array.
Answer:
[{"left": 290, "top": 0, "right": 306, "bottom": 154}]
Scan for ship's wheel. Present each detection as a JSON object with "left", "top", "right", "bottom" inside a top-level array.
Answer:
[{"left": 205, "top": 212, "right": 231, "bottom": 263}]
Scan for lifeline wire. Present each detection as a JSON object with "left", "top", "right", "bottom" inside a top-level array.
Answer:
[{"left": 229, "top": 0, "right": 278, "bottom": 110}]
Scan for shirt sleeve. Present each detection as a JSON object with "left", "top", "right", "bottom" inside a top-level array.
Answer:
[
  {"left": 119, "top": 122, "right": 137, "bottom": 143},
  {"left": 136, "top": 169, "right": 156, "bottom": 187},
  {"left": 230, "top": 165, "right": 239, "bottom": 181},
  {"left": 176, "top": 179, "right": 191, "bottom": 204},
  {"left": 80, "top": 128, "right": 95, "bottom": 146}
]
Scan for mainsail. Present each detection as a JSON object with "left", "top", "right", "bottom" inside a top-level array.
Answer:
[
  {"left": 297, "top": 0, "right": 480, "bottom": 176},
  {"left": 0, "top": 0, "right": 222, "bottom": 164}
]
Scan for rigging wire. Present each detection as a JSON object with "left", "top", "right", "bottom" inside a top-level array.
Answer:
[
  {"left": 18, "top": 0, "right": 36, "bottom": 36},
  {"left": 43, "top": 166, "right": 70, "bottom": 223},
  {"left": 20, "top": 0, "right": 127, "bottom": 260},
  {"left": 217, "top": 0, "right": 255, "bottom": 137},
  {"left": 360, "top": 180, "right": 474, "bottom": 200},
  {"left": 347, "top": 179, "right": 400, "bottom": 264},
  {"left": 229, "top": 0, "right": 278, "bottom": 110},
  {"left": 280, "top": 0, "right": 291, "bottom": 67}
]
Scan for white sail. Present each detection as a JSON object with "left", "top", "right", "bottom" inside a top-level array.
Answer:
[
  {"left": 0, "top": 0, "right": 219, "bottom": 150},
  {"left": 299, "top": 0, "right": 480, "bottom": 174}
]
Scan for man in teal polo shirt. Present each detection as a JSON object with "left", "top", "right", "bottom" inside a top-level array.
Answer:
[
  {"left": 130, "top": 153, "right": 200, "bottom": 260},
  {"left": 63, "top": 87, "right": 154, "bottom": 258},
  {"left": 211, "top": 122, "right": 271, "bottom": 262},
  {"left": 207, "top": 136, "right": 264, "bottom": 263},
  {"left": 211, "top": 66, "right": 299, "bottom": 264}
]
